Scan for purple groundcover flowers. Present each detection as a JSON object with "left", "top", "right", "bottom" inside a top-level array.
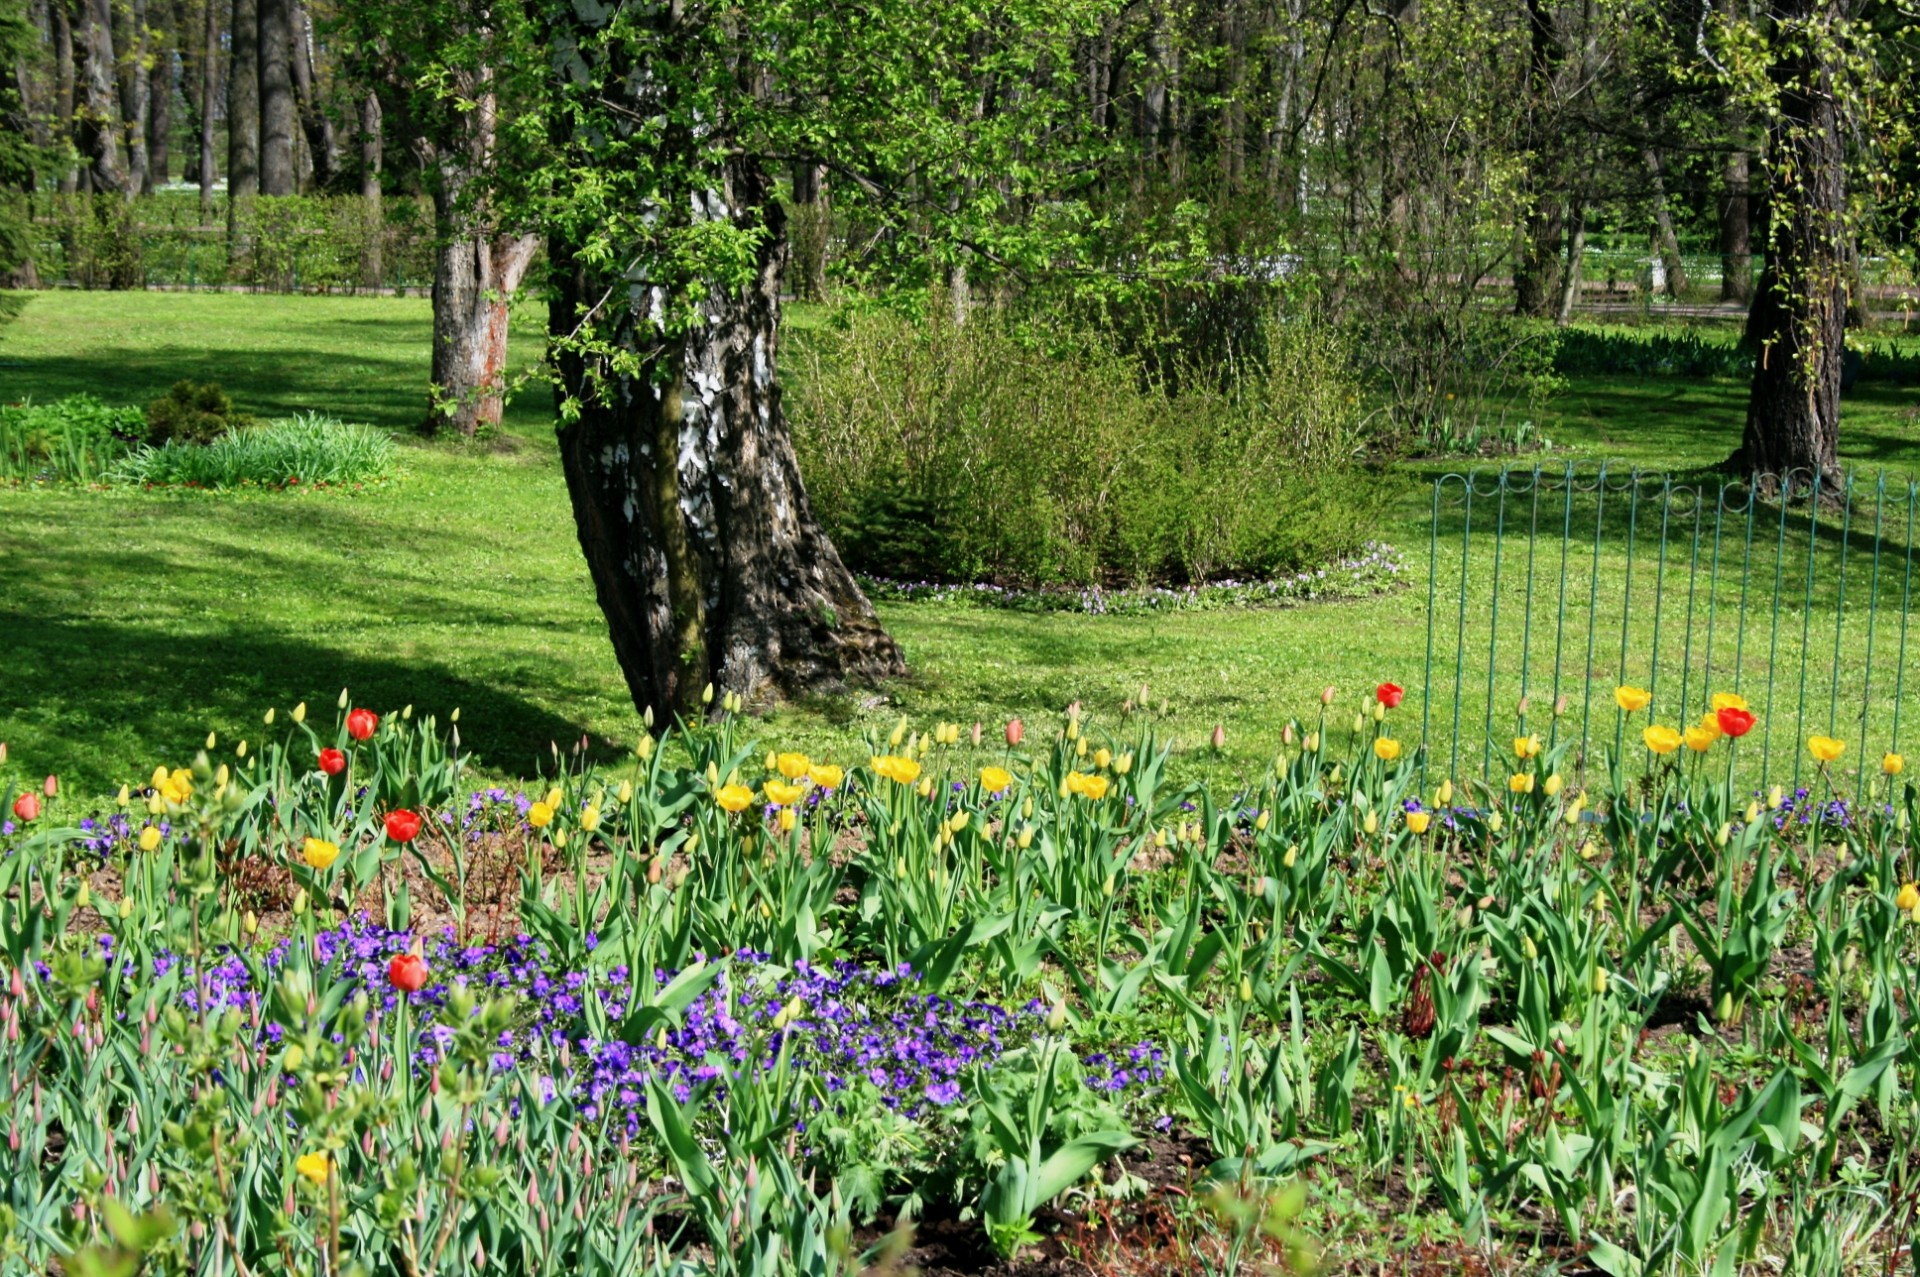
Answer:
[{"left": 103, "top": 918, "right": 1165, "bottom": 1137}]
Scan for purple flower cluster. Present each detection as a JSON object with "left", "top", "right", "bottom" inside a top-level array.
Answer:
[{"left": 113, "top": 919, "right": 1166, "bottom": 1137}]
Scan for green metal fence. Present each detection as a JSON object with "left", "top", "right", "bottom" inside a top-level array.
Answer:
[{"left": 1421, "top": 465, "right": 1918, "bottom": 793}]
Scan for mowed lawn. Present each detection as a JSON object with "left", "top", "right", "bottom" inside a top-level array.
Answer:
[{"left": 2, "top": 289, "right": 1917, "bottom": 795}]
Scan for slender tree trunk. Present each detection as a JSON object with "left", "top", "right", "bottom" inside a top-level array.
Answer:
[
  {"left": 53, "top": 0, "right": 78, "bottom": 192},
  {"left": 787, "top": 160, "right": 827, "bottom": 301},
  {"left": 256, "top": 0, "right": 292, "bottom": 194},
  {"left": 114, "top": 0, "right": 150, "bottom": 193},
  {"left": 1729, "top": 0, "right": 1847, "bottom": 485},
  {"left": 550, "top": 157, "right": 903, "bottom": 719},
  {"left": 1513, "top": 0, "right": 1566, "bottom": 317},
  {"left": 146, "top": 2, "right": 173, "bottom": 188},
  {"left": 76, "top": 0, "right": 126, "bottom": 194},
  {"left": 197, "top": 0, "right": 216, "bottom": 216},
  {"left": 1720, "top": 143, "right": 1753, "bottom": 304},
  {"left": 289, "top": 2, "right": 336, "bottom": 189},
  {"left": 1642, "top": 148, "right": 1688, "bottom": 299},
  {"left": 358, "top": 90, "right": 382, "bottom": 288},
  {"left": 226, "top": 0, "right": 259, "bottom": 217},
  {"left": 1556, "top": 202, "right": 1587, "bottom": 325}
]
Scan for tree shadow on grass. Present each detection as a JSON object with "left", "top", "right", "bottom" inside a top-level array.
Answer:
[{"left": 0, "top": 611, "right": 608, "bottom": 795}]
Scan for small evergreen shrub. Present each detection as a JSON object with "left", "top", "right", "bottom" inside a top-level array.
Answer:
[{"left": 144, "top": 380, "right": 255, "bottom": 447}]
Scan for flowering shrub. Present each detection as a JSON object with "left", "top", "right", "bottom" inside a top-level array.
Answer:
[{"left": 0, "top": 685, "right": 1916, "bottom": 1274}]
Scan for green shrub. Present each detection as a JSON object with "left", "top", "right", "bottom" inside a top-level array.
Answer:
[
  {"left": 0, "top": 394, "right": 143, "bottom": 482},
  {"left": 113, "top": 414, "right": 396, "bottom": 488},
  {"left": 144, "top": 380, "right": 255, "bottom": 447},
  {"left": 788, "top": 300, "right": 1385, "bottom": 586}
]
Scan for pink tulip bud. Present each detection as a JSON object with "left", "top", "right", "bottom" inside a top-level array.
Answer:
[
  {"left": 1005, "top": 719, "right": 1024, "bottom": 746},
  {"left": 1321, "top": 687, "right": 1336, "bottom": 706},
  {"left": 0, "top": 742, "right": 6, "bottom": 764},
  {"left": 1211, "top": 724, "right": 1226, "bottom": 750},
  {"left": 1517, "top": 695, "right": 1529, "bottom": 716},
  {"left": 42, "top": 775, "right": 56, "bottom": 797},
  {"left": 970, "top": 721, "right": 982, "bottom": 747},
  {"left": 1282, "top": 723, "right": 1296, "bottom": 746}
]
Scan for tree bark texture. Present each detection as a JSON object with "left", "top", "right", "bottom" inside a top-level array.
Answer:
[
  {"left": 290, "top": 2, "right": 337, "bottom": 189},
  {"left": 256, "top": 0, "right": 293, "bottom": 194},
  {"left": 226, "top": 0, "right": 258, "bottom": 201},
  {"left": 426, "top": 223, "right": 538, "bottom": 435},
  {"left": 197, "top": 0, "right": 217, "bottom": 214},
  {"left": 145, "top": 1, "right": 173, "bottom": 189},
  {"left": 113, "top": 0, "right": 150, "bottom": 192},
  {"left": 1719, "top": 143, "right": 1753, "bottom": 304},
  {"left": 1642, "top": 148, "right": 1688, "bottom": 300},
  {"left": 1730, "top": 0, "right": 1847, "bottom": 485},
  {"left": 53, "top": 0, "right": 77, "bottom": 192},
  {"left": 550, "top": 160, "right": 904, "bottom": 720},
  {"left": 75, "top": 0, "right": 125, "bottom": 194},
  {"left": 358, "top": 90, "right": 382, "bottom": 287}
]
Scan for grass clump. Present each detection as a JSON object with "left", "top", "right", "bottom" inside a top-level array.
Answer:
[
  {"left": 112, "top": 412, "right": 397, "bottom": 488},
  {"left": 0, "top": 393, "right": 143, "bottom": 483}
]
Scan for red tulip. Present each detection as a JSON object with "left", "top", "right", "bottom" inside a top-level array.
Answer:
[
  {"left": 317, "top": 748, "right": 347, "bottom": 776},
  {"left": 346, "top": 708, "right": 379, "bottom": 741},
  {"left": 1716, "top": 707, "right": 1756, "bottom": 739},
  {"left": 384, "top": 809, "right": 422, "bottom": 843},
  {"left": 1376, "top": 682, "right": 1405, "bottom": 709},
  {"left": 388, "top": 953, "right": 429, "bottom": 993},
  {"left": 1005, "top": 719, "right": 1023, "bottom": 746},
  {"left": 12, "top": 792, "right": 39, "bottom": 822}
]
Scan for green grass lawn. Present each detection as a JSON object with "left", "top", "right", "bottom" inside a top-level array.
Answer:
[{"left": 3, "top": 288, "right": 1917, "bottom": 796}]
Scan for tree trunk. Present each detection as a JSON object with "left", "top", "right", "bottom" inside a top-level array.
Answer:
[
  {"left": 53, "top": 0, "right": 77, "bottom": 193},
  {"left": 358, "top": 90, "right": 382, "bottom": 288},
  {"left": 289, "top": 2, "right": 336, "bottom": 189},
  {"left": 114, "top": 0, "right": 150, "bottom": 193},
  {"left": 549, "top": 159, "right": 904, "bottom": 720},
  {"left": 1642, "top": 148, "right": 1688, "bottom": 300},
  {"left": 75, "top": 0, "right": 125, "bottom": 194},
  {"left": 256, "top": 0, "right": 292, "bottom": 195},
  {"left": 1512, "top": 0, "right": 1566, "bottom": 318},
  {"left": 146, "top": 2, "right": 173, "bottom": 188},
  {"left": 226, "top": 0, "right": 258, "bottom": 211},
  {"left": 1728, "top": 0, "right": 1847, "bottom": 486},
  {"left": 1719, "top": 143, "right": 1753, "bottom": 304},
  {"left": 425, "top": 222, "right": 538, "bottom": 435},
  {"left": 1555, "top": 202, "right": 1587, "bottom": 325},
  {"left": 197, "top": 0, "right": 217, "bottom": 216}
]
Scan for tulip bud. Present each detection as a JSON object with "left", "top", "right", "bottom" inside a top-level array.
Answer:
[
  {"left": 1715, "top": 822, "right": 1730, "bottom": 848},
  {"left": 1768, "top": 785, "right": 1783, "bottom": 809},
  {"left": 1352, "top": 713, "right": 1365, "bottom": 735},
  {"left": 1372, "top": 702, "right": 1386, "bottom": 723},
  {"left": 889, "top": 716, "right": 908, "bottom": 747},
  {"left": 117, "top": 897, "right": 131, "bottom": 920},
  {"left": 1102, "top": 873, "right": 1115, "bottom": 898},
  {"left": 292, "top": 888, "right": 308, "bottom": 916},
  {"left": 1522, "top": 935, "right": 1537, "bottom": 960},
  {"left": 701, "top": 683, "right": 715, "bottom": 706},
  {"left": 1254, "top": 810, "right": 1270, "bottom": 832},
  {"left": 1021, "top": 796, "right": 1033, "bottom": 819},
  {"left": 1304, "top": 732, "right": 1320, "bottom": 752},
  {"left": 1715, "top": 992, "right": 1734, "bottom": 1022},
  {"left": 1543, "top": 774, "right": 1563, "bottom": 797},
  {"left": 1116, "top": 753, "right": 1133, "bottom": 775},
  {"left": 1488, "top": 812, "right": 1504, "bottom": 833},
  {"left": 74, "top": 881, "right": 90, "bottom": 909},
  {"left": 1047, "top": 1001, "right": 1068, "bottom": 1031},
  {"left": 236, "top": 740, "right": 247, "bottom": 758},
  {"left": 1066, "top": 719, "right": 1081, "bottom": 743},
  {"left": 1210, "top": 723, "right": 1226, "bottom": 751},
  {"left": 1238, "top": 976, "right": 1253, "bottom": 1003},
  {"left": 1017, "top": 826, "right": 1034, "bottom": 849},
  {"left": 618, "top": 780, "right": 633, "bottom": 803},
  {"left": 1283, "top": 844, "right": 1298, "bottom": 868},
  {"left": 292, "top": 702, "right": 307, "bottom": 724},
  {"left": 1005, "top": 718, "right": 1024, "bottom": 746},
  {"left": 243, "top": 910, "right": 257, "bottom": 935},
  {"left": 1321, "top": 687, "right": 1335, "bottom": 706},
  {"left": 205, "top": 732, "right": 217, "bottom": 751},
  {"left": 114, "top": 785, "right": 129, "bottom": 808},
  {"left": 1591, "top": 967, "right": 1609, "bottom": 995},
  {"left": 1437, "top": 779, "right": 1453, "bottom": 806},
  {"left": 1075, "top": 736, "right": 1088, "bottom": 759},
  {"left": 1363, "top": 811, "right": 1379, "bottom": 835},
  {"left": 1745, "top": 801, "right": 1760, "bottom": 824}
]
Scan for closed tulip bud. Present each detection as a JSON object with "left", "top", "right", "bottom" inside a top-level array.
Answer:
[
  {"left": 74, "top": 881, "right": 90, "bottom": 909},
  {"left": 205, "top": 732, "right": 217, "bottom": 750},
  {"left": 1488, "top": 812, "right": 1504, "bottom": 833},
  {"left": 1211, "top": 723, "right": 1226, "bottom": 750},
  {"left": 1238, "top": 976, "right": 1253, "bottom": 1003},
  {"left": 292, "top": 888, "right": 308, "bottom": 916},
  {"left": 1437, "top": 779, "right": 1453, "bottom": 806},
  {"left": 1047, "top": 1001, "right": 1068, "bottom": 1031},
  {"left": 889, "top": 716, "right": 908, "bottom": 747},
  {"left": 138, "top": 825, "right": 161, "bottom": 852},
  {"left": 243, "top": 910, "right": 257, "bottom": 935},
  {"left": 553, "top": 831, "right": 568, "bottom": 850},
  {"left": 338, "top": 687, "right": 351, "bottom": 709},
  {"left": 1066, "top": 719, "right": 1081, "bottom": 742},
  {"left": 1116, "top": 752, "right": 1133, "bottom": 774},
  {"left": 1842, "top": 947, "right": 1858, "bottom": 973},
  {"left": 701, "top": 683, "right": 715, "bottom": 706},
  {"left": 636, "top": 736, "right": 655, "bottom": 762},
  {"left": 1005, "top": 719, "right": 1024, "bottom": 746},
  {"left": 1102, "top": 873, "right": 1116, "bottom": 897},
  {"left": 1363, "top": 811, "right": 1378, "bottom": 835},
  {"left": 916, "top": 777, "right": 933, "bottom": 798},
  {"left": 1352, "top": 713, "right": 1365, "bottom": 735},
  {"left": 1075, "top": 736, "right": 1088, "bottom": 758},
  {"left": 1591, "top": 966, "right": 1609, "bottom": 995},
  {"left": 1768, "top": 785, "right": 1784, "bottom": 809},
  {"left": 1305, "top": 732, "right": 1320, "bottom": 752},
  {"left": 115, "top": 785, "right": 129, "bottom": 807},
  {"left": 1543, "top": 773, "right": 1563, "bottom": 797},
  {"left": 1254, "top": 810, "right": 1270, "bottom": 832},
  {"left": 1715, "top": 992, "right": 1734, "bottom": 1022},
  {"left": 1745, "top": 800, "right": 1760, "bottom": 823},
  {"left": 1283, "top": 844, "right": 1298, "bottom": 868},
  {"left": 1017, "top": 825, "right": 1034, "bottom": 849},
  {"left": 292, "top": 701, "right": 307, "bottom": 724},
  {"left": 1715, "top": 823, "right": 1730, "bottom": 848},
  {"left": 1021, "top": 796, "right": 1033, "bottom": 819},
  {"left": 1321, "top": 686, "right": 1336, "bottom": 706},
  {"left": 1522, "top": 935, "right": 1537, "bottom": 960},
  {"left": 117, "top": 897, "right": 131, "bottom": 920},
  {"left": 1372, "top": 702, "right": 1385, "bottom": 722},
  {"left": 236, "top": 741, "right": 247, "bottom": 758}
]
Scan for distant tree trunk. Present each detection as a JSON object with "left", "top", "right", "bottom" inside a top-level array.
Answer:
[
  {"left": 425, "top": 219, "right": 538, "bottom": 435},
  {"left": 1719, "top": 143, "right": 1753, "bottom": 304},
  {"left": 1556, "top": 202, "right": 1587, "bottom": 325},
  {"left": 289, "top": 2, "right": 336, "bottom": 189},
  {"left": 76, "top": 0, "right": 126, "bottom": 194},
  {"left": 146, "top": 3, "right": 174, "bottom": 188},
  {"left": 358, "top": 90, "right": 382, "bottom": 288},
  {"left": 1643, "top": 148, "right": 1688, "bottom": 299},
  {"left": 1728, "top": 0, "right": 1847, "bottom": 485},
  {"left": 549, "top": 158, "right": 905, "bottom": 718},
  {"left": 1513, "top": 0, "right": 1567, "bottom": 317},
  {"left": 197, "top": 0, "right": 217, "bottom": 216},
  {"left": 788, "top": 160, "right": 827, "bottom": 301},
  {"left": 226, "top": 0, "right": 259, "bottom": 219},
  {"left": 53, "top": 0, "right": 78, "bottom": 192},
  {"left": 256, "top": 0, "right": 292, "bottom": 195},
  {"left": 114, "top": 0, "right": 150, "bottom": 192}
]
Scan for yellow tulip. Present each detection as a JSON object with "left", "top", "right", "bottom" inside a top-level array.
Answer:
[
  {"left": 1643, "top": 725, "right": 1682, "bottom": 755},
  {"left": 778, "top": 808, "right": 797, "bottom": 833},
  {"left": 1697, "top": 711, "right": 1724, "bottom": 740},
  {"left": 1363, "top": 811, "right": 1378, "bottom": 834},
  {"left": 763, "top": 780, "right": 806, "bottom": 807},
  {"left": 713, "top": 784, "right": 754, "bottom": 814},
  {"left": 1373, "top": 737, "right": 1402, "bottom": 762},
  {"left": 1093, "top": 747, "right": 1112, "bottom": 770},
  {"left": 808, "top": 763, "right": 845, "bottom": 791},
  {"left": 528, "top": 801, "right": 556, "bottom": 828},
  {"left": 1406, "top": 811, "right": 1431, "bottom": 835},
  {"left": 1436, "top": 778, "right": 1453, "bottom": 806},
  {"left": 1896, "top": 882, "right": 1919, "bottom": 913},
  {"left": 1710, "top": 693, "right": 1749, "bottom": 712},
  {"left": 581, "top": 805, "right": 602, "bottom": 833},
  {"left": 1514, "top": 735, "right": 1542, "bottom": 760},
  {"left": 1508, "top": 772, "right": 1535, "bottom": 794},
  {"left": 870, "top": 755, "right": 921, "bottom": 785},
  {"left": 1065, "top": 771, "right": 1110, "bottom": 800},
  {"left": 1809, "top": 735, "right": 1845, "bottom": 763},
  {"left": 979, "top": 766, "right": 1013, "bottom": 794},
  {"left": 776, "top": 752, "right": 811, "bottom": 780},
  {"left": 1883, "top": 753, "right": 1905, "bottom": 776},
  {"left": 1614, "top": 685, "right": 1652, "bottom": 713},
  {"left": 137, "top": 825, "right": 162, "bottom": 852},
  {"left": 1542, "top": 773, "right": 1563, "bottom": 797},
  {"left": 295, "top": 1152, "right": 331, "bottom": 1186},
  {"left": 1683, "top": 726, "right": 1717, "bottom": 753},
  {"left": 300, "top": 838, "right": 341, "bottom": 871}
]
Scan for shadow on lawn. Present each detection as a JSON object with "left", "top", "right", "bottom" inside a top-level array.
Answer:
[{"left": 0, "top": 610, "right": 608, "bottom": 795}]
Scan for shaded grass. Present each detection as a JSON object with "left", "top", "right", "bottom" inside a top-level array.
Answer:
[{"left": 1, "top": 289, "right": 1916, "bottom": 797}]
